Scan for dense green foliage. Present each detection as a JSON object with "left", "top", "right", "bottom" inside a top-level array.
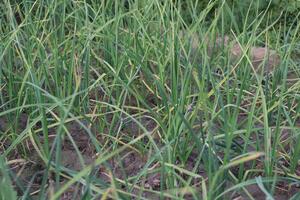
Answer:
[
  {"left": 0, "top": 0, "right": 299, "bottom": 199},
  {"left": 181, "top": 0, "right": 300, "bottom": 31}
]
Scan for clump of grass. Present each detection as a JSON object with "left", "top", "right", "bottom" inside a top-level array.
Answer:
[{"left": 0, "top": 0, "right": 300, "bottom": 199}]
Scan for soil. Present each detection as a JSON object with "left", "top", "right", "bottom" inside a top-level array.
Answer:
[
  {"left": 1, "top": 112, "right": 300, "bottom": 199},
  {"left": 181, "top": 32, "right": 281, "bottom": 74}
]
